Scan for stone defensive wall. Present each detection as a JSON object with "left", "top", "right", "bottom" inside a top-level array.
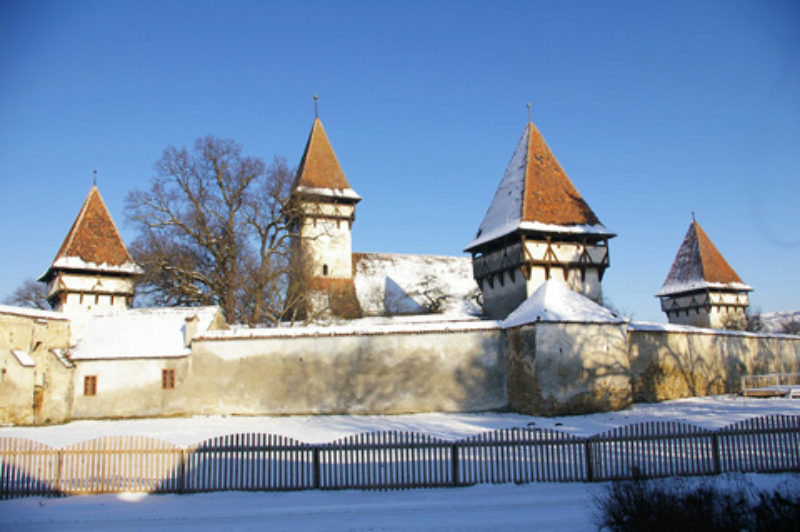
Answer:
[{"left": 3, "top": 311, "right": 800, "bottom": 424}]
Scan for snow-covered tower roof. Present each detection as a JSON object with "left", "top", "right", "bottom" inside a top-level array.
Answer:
[
  {"left": 292, "top": 117, "right": 361, "bottom": 203},
  {"left": 656, "top": 219, "right": 752, "bottom": 329},
  {"left": 40, "top": 186, "right": 142, "bottom": 281},
  {"left": 656, "top": 220, "right": 752, "bottom": 297},
  {"left": 465, "top": 121, "right": 613, "bottom": 251},
  {"left": 39, "top": 185, "right": 142, "bottom": 315}
]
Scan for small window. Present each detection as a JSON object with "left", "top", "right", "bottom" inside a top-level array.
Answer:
[
  {"left": 322, "top": 264, "right": 329, "bottom": 276},
  {"left": 162, "top": 369, "right": 175, "bottom": 390},
  {"left": 84, "top": 375, "right": 97, "bottom": 396}
]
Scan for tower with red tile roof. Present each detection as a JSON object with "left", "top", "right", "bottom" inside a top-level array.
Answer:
[
  {"left": 288, "top": 115, "right": 362, "bottom": 319},
  {"left": 465, "top": 119, "right": 615, "bottom": 319},
  {"left": 38, "top": 186, "right": 142, "bottom": 315},
  {"left": 656, "top": 219, "right": 752, "bottom": 328}
]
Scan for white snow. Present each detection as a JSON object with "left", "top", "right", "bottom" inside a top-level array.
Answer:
[
  {"left": 10, "top": 349, "right": 35, "bottom": 367},
  {"left": 3, "top": 395, "right": 799, "bottom": 447},
  {"left": 47, "top": 256, "right": 144, "bottom": 275},
  {"left": 0, "top": 304, "right": 67, "bottom": 321},
  {"left": 200, "top": 317, "right": 500, "bottom": 341},
  {"left": 295, "top": 185, "right": 362, "bottom": 201},
  {"left": 353, "top": 252, "right": 481, "bottom": 317},
  {"left": 70, "top": 306, "right": 220, "bottom": 360},
  {"left": 1, "top": 396, "right": 798, "bottom": 531},
  {"left": 629, "top": 321, "right": 798, "bottom": 338},
  {"left": 503, "top": 279, "right": 624, "bottom": 328},
  {"left": 655, "top": 279, "right": 754, "bottom": 297}
]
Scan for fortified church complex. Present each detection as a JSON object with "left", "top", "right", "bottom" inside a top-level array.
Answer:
[{"left": 2, "top": 111, "right": 798, "bottom": 425}]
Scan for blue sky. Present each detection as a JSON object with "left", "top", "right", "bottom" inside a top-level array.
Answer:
[{"left": 1, "top": 0, "right": 798, "bottom": 322}]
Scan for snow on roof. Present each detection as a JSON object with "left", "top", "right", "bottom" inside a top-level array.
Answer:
[
  {"left": 293, "top": 117, "right": 357, "bottom": 194},
  {"left": 628, "top": 321, "right": 797, "bottom": 339},
  {"left": 656, "top": 221, "right": 751, "bottom": 297},
  {"left": 352, "top": 252, "right": 481, "bottom": 317},
  {"left": 199, "top": 315, "right": 500, "bottom": 341},
  {"left": 10, "top": 349, "right": 35, "bottom": 367},
  {"left": 466, "top": 122, "right": 611, "bottom": 251},
  {"left": 70, "top": 306, "right": 221, "bottom": 360},
  {"left": 294, "top": 185, "right": 361, "bottom": 201},
  {"left": 503, "top": 280, "right": 624, "bottom": 328},
  {"left": 40, "top": 186, "right": 140, "bottom": 281},
  {"left": 50, "top": 348, "right": 74, "bottom": 368},
  {"left": 0, "top": 304, "right": 68, "bottom": 321}
]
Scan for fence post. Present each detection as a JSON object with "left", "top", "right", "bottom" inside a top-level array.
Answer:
[
  {"left": 712, "top": 433, "right": 721, "bottom": 475},
  {"left": 178, "top": 448, "right": 187, "bottom": 494},
  {"left": 584, "top": 439, "right": 594, "bottom": 482},
  {"left": 451, "top": 444, "right": 460, "bottom": 487},
  {"left": 55, "top": 449, "right": 63, "bottom": 496},
  {"left": 313, "top": 447, "right": 321, "bottom": 490}
]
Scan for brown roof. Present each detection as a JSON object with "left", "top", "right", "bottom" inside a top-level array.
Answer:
[
  {"left": 293, "top": 118, "right": 353, "bottom": 191},
  {"left": 657, "top": 220, "right": 749, "bottom": 295},
  {"left": 51, "top": 186, "right": 134, "bottom": 268},
  {"left": 522, "top": 122, "right": 601, "bottom": 226}
]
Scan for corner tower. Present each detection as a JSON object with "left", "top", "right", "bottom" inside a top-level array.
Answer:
[
  {"left": 465, "top": 119, "right": 615, "bottom": 319},
  {"left": 656, "top": 219, "right": 752, "bottom": 328},
  {"left": 288, "top": 115, "right": 362, "bottom": 319},
  {"left": 38, "top": 185, "right": 142, "bottom": 316}
]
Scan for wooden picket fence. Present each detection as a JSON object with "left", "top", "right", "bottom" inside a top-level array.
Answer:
[{"left": 1, "top": 414, "right": 798, "bottom": 499}]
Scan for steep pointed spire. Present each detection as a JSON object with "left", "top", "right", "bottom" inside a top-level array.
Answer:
[
  {"left": 293, "top": 118, "right": 359, "bottom": 200},
  {"left": 466, "top": 120, "right": 610, "bottom": 250},
  {"left": 40, "top": 186, "right": 141, "bottom": 279},
  {"left": 656, "top": 220, "right": 751, "bottom": 296}
]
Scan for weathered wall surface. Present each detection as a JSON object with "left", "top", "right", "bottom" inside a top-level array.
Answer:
[
  {"left": 507, "top": 322, "right": 631, "bottom": 416},
  {"left": 628, "top": 326, "right": 800, "bottom": 402},
  {"left": 183, "top": 328, "right": 508, "bottom": 416},
  {"left": 0, "top": 310, "right": 71, "bottom": 425},
  {"left": 71, "top": 357, "right": 191, "bottom": 419}
]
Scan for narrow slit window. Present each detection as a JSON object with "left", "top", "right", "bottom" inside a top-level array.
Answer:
[
  {"left": 84, "top": 375, "right": 97, "bottom": 396},
  {"left": 322, "top": 264, "right": 329, "bottom": 276},
  {"left": 162, "top": 369, "right": 175, "bottom": 390}
]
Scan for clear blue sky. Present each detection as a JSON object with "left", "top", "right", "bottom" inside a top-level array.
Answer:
[{"left": 1, "top": 0, "right": 798, "bottom": 322}]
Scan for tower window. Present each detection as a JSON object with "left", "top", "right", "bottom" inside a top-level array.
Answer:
[{"left": 322, "top": 264, "right": 329, "bottom": 276}]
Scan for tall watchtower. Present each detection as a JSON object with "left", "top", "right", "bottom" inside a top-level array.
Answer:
[
  {"left": 656, "top": 219, "right": 752, "bottom": 329},
  {"left": 38, "top": 185, "right": 142, "bottom": 317},
  {"left": 288, "top": 114, "right": 362, "bottom": 319},
  {"left": 465, "top": 118, "right": 615, "bottom": 319}
]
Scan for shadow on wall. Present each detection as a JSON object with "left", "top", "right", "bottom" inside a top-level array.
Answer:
[
  {"left": 508, "top": 324, "right": 632, "bottom": 417},
  {"left": 384, "top": 277, "right": 424, "bottom": 315},
  {"left": 273, "top": 331, "right": 507, "bottom": 415},
  {"left": 629, "top": 331, "right": 800, "bottom": 403}
]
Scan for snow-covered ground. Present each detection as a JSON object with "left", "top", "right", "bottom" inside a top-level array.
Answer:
[
  {"left": 3, "top": 395, "right": 799, "bottom": 447},
  {"left": 2, "top": 395, "right": 799, "bottom": 531}
]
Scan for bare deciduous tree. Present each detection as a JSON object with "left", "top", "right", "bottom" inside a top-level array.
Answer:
[
  {"left": 125, "top": 136, "right": 302, "bottom": 325},
  {"left": 3, "top": 278, "right": 50, "bottom": 310}
]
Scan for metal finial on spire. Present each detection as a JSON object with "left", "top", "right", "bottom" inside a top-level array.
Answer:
[
  {"left": 93, "top": 169, "right": 97, "bottom": 187},
  {"left": 527, "top": 102, "right": 532, "bottom": 123},
  {"left": 313, "top": 94, "right": 319, "bottom": 118},
  {"left": 691, "top": 211, "right": 696, "bottom": 222}
]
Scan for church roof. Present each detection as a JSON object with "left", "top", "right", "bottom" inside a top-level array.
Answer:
[
  {"left": 39, "top": 186, "right": 142, "bottom": 280},
  {"left": 466, "top": 121, "right": 612, "bottom": 251},
  {"left": 656, "top": 220, "right": 752, "bottom": 297},
  {"left": 293, "top": 118, "right": 360, "bottom": 201}
]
